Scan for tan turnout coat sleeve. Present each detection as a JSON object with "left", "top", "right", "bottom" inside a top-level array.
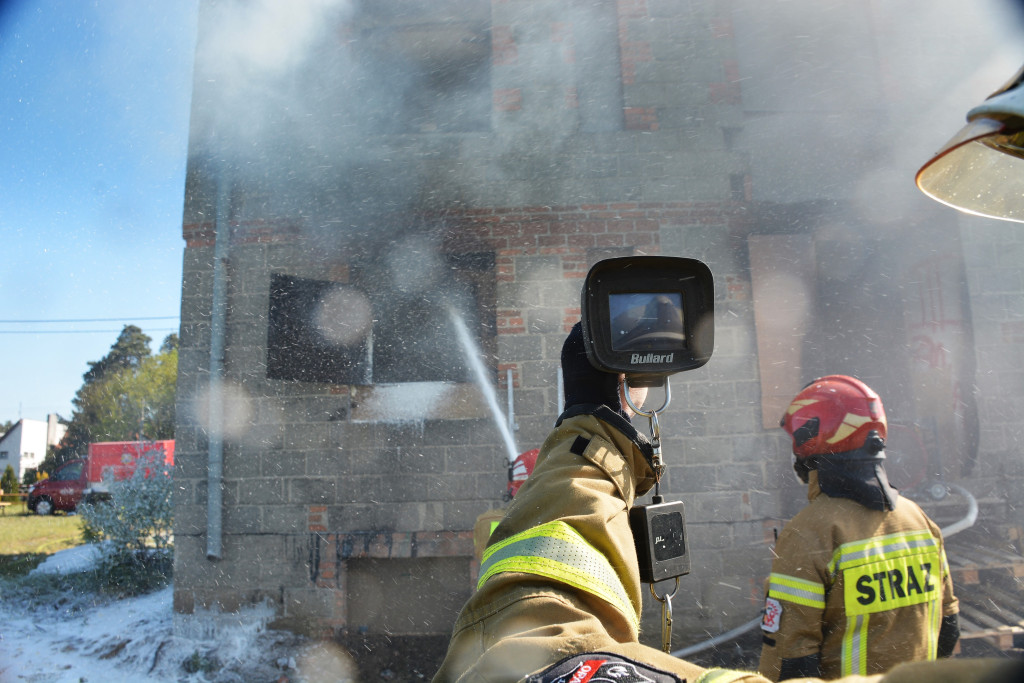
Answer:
[{"left": 434, "top": 411, "right": 730, "bottom": 682}]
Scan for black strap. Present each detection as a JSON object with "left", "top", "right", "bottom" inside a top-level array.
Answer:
[{"left": 556, "top": 404, "right": 655, "bottom": 467}]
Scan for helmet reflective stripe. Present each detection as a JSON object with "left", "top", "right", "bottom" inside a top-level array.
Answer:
[
  {"left": 828, "top": 530, "right": 938, "bottom": 575},
  {"left": 767, "top": 573, "right": 826, "bottom": 609},
  {"left": 826, "top": 412, "right": 873, "bottom": 445},
  {"left": 478, "top": 520, "right": 638, "bottom": 629},
  {"left": 786, "top": 399, "right": 817, "bottom": 415}
]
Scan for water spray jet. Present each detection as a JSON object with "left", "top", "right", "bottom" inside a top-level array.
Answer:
[{"left": 448, "top": 307, "right": 519, "bottom": 467}]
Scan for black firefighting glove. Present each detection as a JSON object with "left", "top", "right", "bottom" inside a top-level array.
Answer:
[{"left": 561, "top": 322, "right": 629, "bottom": 421}]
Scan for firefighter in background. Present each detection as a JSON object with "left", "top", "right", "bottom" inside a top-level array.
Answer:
[
  {"left": 434, "top": 327, "right": 1023, "bottom": 683},
  {"left": 472, "top": 449, "right": 539, "bottom": 562},
  {"left": 759, "top": 375, "right": 960, "bottom": 680}
]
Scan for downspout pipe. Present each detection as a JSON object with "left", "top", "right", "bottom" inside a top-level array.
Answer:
[{"left": 206, "top": 175, "right": 229, "bottom": 561}]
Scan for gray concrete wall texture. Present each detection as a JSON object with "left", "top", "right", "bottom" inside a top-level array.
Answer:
[{"left": 173, "top": 0, "right": 1024, "bottom": 649}]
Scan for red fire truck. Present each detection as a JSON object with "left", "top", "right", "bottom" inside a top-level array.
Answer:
[{"left": 27, "top": 440, "right": 174, "bottom": 515}]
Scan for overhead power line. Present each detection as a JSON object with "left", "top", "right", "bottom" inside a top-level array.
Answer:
[
  {"left": 0, "top": 328, "right": 179, "bottom": 335},
  {"left": 0, "top": 316, "right": 179, "bottom": 323}
]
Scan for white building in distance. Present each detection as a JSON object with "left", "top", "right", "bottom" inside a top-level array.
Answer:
[{"left": 0, "top": 415, "right": 67, "bottom": 482}]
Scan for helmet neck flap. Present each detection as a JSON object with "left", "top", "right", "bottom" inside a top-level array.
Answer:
[{"left": 804, "top": 442, "right": 899, "bottom": 511}]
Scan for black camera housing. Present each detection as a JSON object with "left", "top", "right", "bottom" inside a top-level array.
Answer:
[
  {"left": 581, "top": 256, "right": 714, "bottom": 386},
  {"left": 629, "top": 498, "right": 690, "bottom": 583}
]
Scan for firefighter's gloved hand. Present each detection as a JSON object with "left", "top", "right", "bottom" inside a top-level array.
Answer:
[{"left": 561, "top": 322, "right": 628, "bottom": 420}]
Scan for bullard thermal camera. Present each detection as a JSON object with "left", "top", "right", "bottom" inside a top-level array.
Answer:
[
  {"left": 580, "top": 255, "right": 715, "bottom": 652},
  {"left": 580, "top": 256, "right": 714, "bottom": 386}
]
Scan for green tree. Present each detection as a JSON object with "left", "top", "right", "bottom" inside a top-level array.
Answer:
[
  {"left": 83, "top": 325, "right": 152, "bottom": 384},
  {"left": 1, "top": 420, "right": 14, "bottom": 436},
  {"left": 159, "top": 333, "right": 179, "bottom": 354},
  {"left": 1, "top": 465, "right": 17, "bottom": 494},
  {"left": 85, "top": 350, "right": 178, "bottom": 441},
  {"left": 21, "top": 466, "right": 39, "bottom": 487},
  {"left": 48, "top": 327, "right": 177, "bottom": 475}
]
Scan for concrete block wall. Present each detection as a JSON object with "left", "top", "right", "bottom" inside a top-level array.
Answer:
[
  {"left": 173, "top": 0, "right": 783, "bottom": 645},
  {"left": 174, "top": 197, "right": 778, "bottom": 642}
]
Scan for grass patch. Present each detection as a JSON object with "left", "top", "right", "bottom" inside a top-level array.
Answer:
[{"left": 0, "top": 504, "right": 85, "bottom": 578}]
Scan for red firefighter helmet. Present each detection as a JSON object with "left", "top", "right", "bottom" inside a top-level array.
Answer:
[
  {"left": 507, "top": 448, "right": 539, "bottom": 498},
  {"left": 781, "top": 375, "right": 887, "bottom": 458}
]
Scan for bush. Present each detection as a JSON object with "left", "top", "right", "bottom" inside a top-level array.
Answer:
[
  {"left": 78, "top": 452, "right": 173, "bottom": 595},
  {"left": 1, "top": 464, "right": 17, "bottom": 494}
]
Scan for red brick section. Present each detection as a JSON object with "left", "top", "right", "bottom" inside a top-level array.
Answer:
[
  {"left": 496, "top": 251, "right": 515, "bottom": 282},
  {"left": 617, "top": 0, "right": 649, "bottom": 18},
  {"left": 497, "top": 309, "right": 525, "bottom": 335},
  {"left": 551, "top": 22, "right": 575, "bottom": 64},
  {"left": 181, "top": 219, "right": 301, "bottom": 249},
  {"left": 710, "top": 9, "right": 741, "bottom": 106},
  {"left": 182, "top": 202, "right": 749, "bottom": 332},
  {"left": 497, "top": 363, "right": 520, "bottom": 391},
  {"left": 493, "top": 88, "right": 522, "bottom": 112},
  {"left": 624, "top": 106, "right": 658, "bottom": 131},
  {"left": 709, "top": 62, "right": 742, "bottom": 105},
  {"left": 562, "top": 307, "right": 582, "bottom": 333},
  {"left": 308, "top": 505, "right": 328, "bottom": 533},
  {"left": 617, "top": 0, "right": 651, "bottom": 87},
  {"left": 184, "top": 201, "right": 741, "bottom": 263},
  {"left": 725, "top": 274, "right": 750, "bottom": 302},
  {"left": 565, "top": 86, "right": 579, "bottom": 109},
  {"left": 492, "top": 25, "right": 517, "bottom": 66}
]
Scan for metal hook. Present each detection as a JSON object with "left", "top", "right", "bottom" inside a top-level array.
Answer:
[
  {"left": 625, "top": 377, "right": 671, "bottom": 479},
  {"left": 650, "top": 577, "right": 680, "bottom": 653}
]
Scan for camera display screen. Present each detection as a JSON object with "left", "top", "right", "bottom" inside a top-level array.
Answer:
[
  {"left": 581, "top": 255, "right": 713, "bottom": 380},
  {"left": 651, "top": 511, "right": 686, "bottom": 561},
  {"left": 609, "top": 292, "right": 685, "bottom": 351}
]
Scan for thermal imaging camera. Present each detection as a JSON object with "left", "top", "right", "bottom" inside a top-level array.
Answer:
[
  {"left": 579, "top": 256, "right": 712, "bottom": 591},
  {"left": 580, "top": 256, "right": 714, "bottom": 386}
]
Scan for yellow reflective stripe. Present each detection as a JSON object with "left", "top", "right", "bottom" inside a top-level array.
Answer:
[
  {"left": 926, "top": 580, "right": 941, "bottom": 658},
  {"left": 842, "top": 613, "right": 869, "bottom": 676},
  {"left": 478, "top": 520, "right": 638, "bottom": 628},
  {"left": 767, "top": 573, "right": 826, "bottom": 609},
  {"left": 829, "top": 530, "right": 938, "bottom": 575},
  {"left": 695, "top": 668, "right": 754, "bottom": 683}
]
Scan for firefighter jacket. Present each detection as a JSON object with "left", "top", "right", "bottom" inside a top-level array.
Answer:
[
  {"left": 432, "top": 407, "right": 1021, "bottom": 683},
  {"left": 758, "top": 471, "right": 959, "bottom": 680},
  {"left": 433, "top": 406, "right": 758, "bottom": 683}
]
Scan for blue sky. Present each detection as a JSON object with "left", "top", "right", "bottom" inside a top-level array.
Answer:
[{"left": 0, "top": 0, "right": 199, "bottom": 421}]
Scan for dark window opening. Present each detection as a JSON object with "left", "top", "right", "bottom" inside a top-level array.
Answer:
[
  {"left": 266, "top": 252, "right": 496, "bottom": 385},
  {"left": 354, "top": 1, "right": 492, "bottom": 133},
  {"left": 266, "top": 274, "right": 373, "bottom": 384}
]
